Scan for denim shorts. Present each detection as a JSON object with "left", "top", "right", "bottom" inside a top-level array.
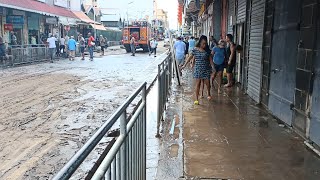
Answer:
[
  {"left": 177, "top": 58, "right": 184, "bottom": 65},
  {"left": 80, "top": 47, "right": 85, "bottom": 53},
  {"left": 214, "top": 63, "right": 225, "bottom": 72}
]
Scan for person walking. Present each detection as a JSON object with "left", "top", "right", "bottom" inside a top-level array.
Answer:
[
  {"left": 46, "top": 34, "right": 56, "bottom": 63},
  {"left": 184, "top": 36, "right": 189, "bottom": 59},
  {"left": 99, "top": 35, "right": 106, "bottom": 56},
  {"left": 225, "top": 34, "right": 236, "bottom": 87},
  {"left": 31, "top": 35, "right": 37, "bottom": 47},
  {"left": 68, "top": 36, "right": 77, "bottom": 61},
  {"left": 78, "top": 34, "right": 85, "bottom": 60},
  {"left": 60, "top": 36, "right": 65, "bottom": 55},
  {"left": 174, "top": 37, "right": 186, "bottom": 66},
  {"left": 188, "top": 36, "right": 196, "bottom": 53},
  {"left": 211, "top": 40, "right": 227, "bottom": 94},
  {"left": 87, "top": 33, "right": 95, "bottom": 61},
  {"left": 182, "top": 35, "right": 213, "bottom": 105},
  {"left": 0, "top": 36, "right": 6, "bottom": 57},
  {"left": 209, "top": 36, "right": 218, "bottom": 50},
  {"left": 55, "top": 34, "right": 60, "bottom": 57},
  {"left": 64, "top": 35, "right": 69, "bottom": 58},
  {"left": 130, "top": 35, "right": 136, "bottom": 56},
  {"left": 10, "top": 31, "right": 17, "bottom": 46},
  {"left": 149, "top": 38, "right": 158, "bottom": 57}
]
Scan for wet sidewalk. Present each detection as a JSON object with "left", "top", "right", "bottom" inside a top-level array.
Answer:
[{"left": 156, "top": 71, "right": 320, "bottom": 180}]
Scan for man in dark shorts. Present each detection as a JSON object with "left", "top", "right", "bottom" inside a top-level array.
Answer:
[
  {"left": 78, "top": 34, "right": 85, "bottom": 60},
  {"left": 225, "top": 34, "right": 236, "bottom": 87}
]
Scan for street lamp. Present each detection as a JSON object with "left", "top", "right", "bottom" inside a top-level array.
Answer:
[{"left": 127, "top": 1, "right": 134, "bottom": 23}]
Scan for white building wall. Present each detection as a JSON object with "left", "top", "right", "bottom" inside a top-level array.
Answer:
[{"left": 70, "top": 0, "right": 82, "bottom": 11}]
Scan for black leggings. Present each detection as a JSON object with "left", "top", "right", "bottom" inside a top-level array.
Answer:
[{"left": 150, "top": 48, "right": 157, "bottom": 55}]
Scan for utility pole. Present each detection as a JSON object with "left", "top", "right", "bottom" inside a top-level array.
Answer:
[{"left": 94, "top": 6, "right": 96, "bottom": 39}]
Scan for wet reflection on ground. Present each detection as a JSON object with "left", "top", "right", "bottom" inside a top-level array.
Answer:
[{"left": 153, "top": 70, "right": 320, "bottom": 180}]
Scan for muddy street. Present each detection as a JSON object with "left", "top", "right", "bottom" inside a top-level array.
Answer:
[{"left": 0, "top": 48, "right": 167, "bottom": 180}]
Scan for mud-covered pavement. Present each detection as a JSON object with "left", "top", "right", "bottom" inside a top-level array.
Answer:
[
  {"left": 0, "top": 46, "right": 168, "bottom": 180},
  {"left": 156, "top": 69, "right": 320, "bottom": 180}
]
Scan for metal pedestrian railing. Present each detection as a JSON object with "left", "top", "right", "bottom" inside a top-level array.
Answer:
[
  {"left": 10, "top": 45, "right": 49, "bottom": 65},
  {"left": 54, "top": 83, "right": 147, "bottom": 180},
  {"left": 156, "top": 53, "right": 173, "bottom": 137},
  {"left": 0, "top": 43, "right": 122, "bottom": 68}
]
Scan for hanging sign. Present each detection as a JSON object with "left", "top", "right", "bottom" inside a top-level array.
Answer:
[
  {"left": 46, "top": 17, "right": 57, "bottom": 24},
  {"left": 4, "top": 24, "right": 13, "bottom": 31}
]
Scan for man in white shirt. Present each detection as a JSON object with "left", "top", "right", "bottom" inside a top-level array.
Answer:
[
  {"left": 149, "top": 38, "right": 158, "bottom": 57},
  {"left": 47, "top": 34, "right": 56, "bottom": 63}
]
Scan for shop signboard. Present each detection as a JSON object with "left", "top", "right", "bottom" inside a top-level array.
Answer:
[
  {"left": 6, "top": 16, "right": 24, "bottom": 24},
  {"left": 4, "top": 24, "right": 13, "bottom": 31},
  {"left": 46, "top": 17, "right": 57, "bottom": 24}
]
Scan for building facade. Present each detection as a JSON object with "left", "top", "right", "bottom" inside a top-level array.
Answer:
[
  {"left": 185, "top": 0, "right": 320, "bottom": 151},
  {"left": 0, "top": 0, "right": 108, "bottom": 46},
  {"left": 156, "top": 9, "right": 169, "bottom": 30}
]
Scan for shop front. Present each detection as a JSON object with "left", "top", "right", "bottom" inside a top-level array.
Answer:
[
  {"left": 44, "top": 16, "right": 58, "bottom": 38},
  {"left": 27, "top": 13, "right": 40, "bottom": 44},
  {"left": 6, "top": 13, "right": 25, "bottom": 45}
]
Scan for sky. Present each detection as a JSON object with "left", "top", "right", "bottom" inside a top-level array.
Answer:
[
  {"left": 157, "top": 0, "right": 178, "bottom": 30},
  {"left": 97, "top": 0, "right": 178, "bottom": 30}
]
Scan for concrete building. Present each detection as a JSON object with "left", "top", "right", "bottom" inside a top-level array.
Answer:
[
  {"left": 0, "top": 0, "right": 107, "bottom": 46},
  {"left": 155, "top": 9, "right": 169, "bottom": 29}
]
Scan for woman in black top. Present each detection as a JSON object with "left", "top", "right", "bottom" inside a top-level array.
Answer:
[{"left": 225, "top": 34, "right": 236, "bottom": 87}]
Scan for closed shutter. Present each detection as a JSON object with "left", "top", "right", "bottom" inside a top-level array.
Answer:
[
  {"left": 237, "top": 0, "right": 247, "bottom": 23},
  {"left": 227, "top": 0, "right": 235, "bottom": 34},
  {"left": 247, "top": 0, "right": 265, "bottom": 103},
  {"left": 213, "top": 0, "right": 222, "bottom": 39}
]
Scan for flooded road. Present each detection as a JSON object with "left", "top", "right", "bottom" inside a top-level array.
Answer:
[{"left": 0, "top": 47, "right": 168, "bottom": 179}]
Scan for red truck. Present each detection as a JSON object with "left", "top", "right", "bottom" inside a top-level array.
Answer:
[{"left": 122, "top": 20, "right": 152, "bottom": 53}]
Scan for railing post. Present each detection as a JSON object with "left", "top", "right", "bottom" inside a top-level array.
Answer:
[
  {"left": 156, "top": 64, "right": 161, "bottom": 138},
  {"left": 120, "top": 110, "right": 127, "bottom": 180},
  {"left": 142, "top": 84, "right": 146, "bottom": 179}
]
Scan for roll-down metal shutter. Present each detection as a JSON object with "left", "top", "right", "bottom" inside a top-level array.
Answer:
[
  {"left": 247, "top": 0, "right": 265, "bottom": 103},
  {"left": 237, "top": 0, "right": 247, "bottom": 23},
  {"left": 213, "top": 0, "right": 222, "bottom": 39},
  {"left": 227, "top": 0, "right": 235, "bottom": 34}
]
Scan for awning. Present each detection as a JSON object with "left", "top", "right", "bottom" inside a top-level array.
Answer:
[
  {"left": 105, "top": 27, "right": 121, "bottom": 32},
  {"left": 91, "top": 23, "right": 107, "bottom": 31},
  {"left": 73, "top": 11, "right": 95, "bottom": 24},
  {"left": 59, "top": 17, "right": 78, "bottom": 26},
  {"left": 0, "top": 0, "right": 79, "bottom": 20}
]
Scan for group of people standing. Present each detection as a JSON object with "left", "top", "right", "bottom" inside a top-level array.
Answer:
[
  {"left": 174, "top": 34, "right": 237, "bottom": 105},
  {"left": 129, "top": 35, "right": 159, "bottom": 57},
  {"left": 46, "top": 33, "right": 107, "bottom": 63}
]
